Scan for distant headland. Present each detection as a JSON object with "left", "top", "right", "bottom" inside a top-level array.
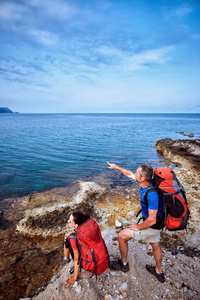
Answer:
[{"left": 0, "top": 107, "right": 13, "bottom": 113}]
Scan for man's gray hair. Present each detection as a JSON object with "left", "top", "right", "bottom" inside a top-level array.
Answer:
[{"left": 139, "top": 164, "right": 153, "bottom": 181}]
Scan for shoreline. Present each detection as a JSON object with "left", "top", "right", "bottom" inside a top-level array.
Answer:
[{"left": 0, "top": 138, "right": 200, "bottom": 299}]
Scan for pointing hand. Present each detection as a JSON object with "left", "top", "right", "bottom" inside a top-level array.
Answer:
[{"left": 107, "top": 162, "right": 117, "bottom": 169}]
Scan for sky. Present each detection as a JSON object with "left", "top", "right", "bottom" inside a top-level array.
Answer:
[{"left": 0, "top": 0, "right": 200, "bottom": 113}]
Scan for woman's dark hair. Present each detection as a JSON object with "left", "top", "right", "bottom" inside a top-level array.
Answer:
[{"left": 72, "top": 211, "right": 90, "bottom": 226}]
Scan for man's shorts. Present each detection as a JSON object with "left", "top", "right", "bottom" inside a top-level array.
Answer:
[{"left": 131, "top": 228, "right": 161, "bottom": 243}]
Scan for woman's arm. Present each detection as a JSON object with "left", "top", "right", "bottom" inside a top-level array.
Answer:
[{"left": 64, "top": 249, "right": 79, "bottom": 288}]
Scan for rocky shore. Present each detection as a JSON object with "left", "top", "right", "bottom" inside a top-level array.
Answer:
[
  {"left": 0, "top": 138, "right": 200, "bottom": 300},
  {"left": 155, "top": 138, "right": 200, "bottom": 172}
]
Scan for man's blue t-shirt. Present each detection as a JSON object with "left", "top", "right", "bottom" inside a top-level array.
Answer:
[{"left": 140, "top": 185, "right": 163, "bottom": 219}]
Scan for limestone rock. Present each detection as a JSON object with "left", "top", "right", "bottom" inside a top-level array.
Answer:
[
  {"left": 115, "top": 220, "right": 122, "bottom": 227},
  {"left": 16, "top": 181, "right": 106, "bottom": 238}
]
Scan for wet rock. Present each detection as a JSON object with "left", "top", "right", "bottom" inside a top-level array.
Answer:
[{"left": 178, "top": 131, "right": 195, "bottom": 137}]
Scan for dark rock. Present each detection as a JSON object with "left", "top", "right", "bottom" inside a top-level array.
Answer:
[
  {"left": 0, "top": 210, "right": 4, "bottom": 219},
  {"left": 0, "top": 107, "right": 13, "bottom": 113},
  {"left": 178, "top": 131, "right": 195, "bottom": 137},
  {"left": 155, "top": 138, "right": 200, "bottom": 171}
]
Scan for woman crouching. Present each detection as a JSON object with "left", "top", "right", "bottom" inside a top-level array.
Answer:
[
  {"left": 61, "top": 211, "right": 109, "bottom": 288},
  {"left": 61, "top": 211, "right": 89, "bottom": 288}
]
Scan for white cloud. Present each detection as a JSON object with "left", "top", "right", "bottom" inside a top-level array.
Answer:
[
  {"left": 126, "top": 46, "right": 174, "bottom": 70},
  {"left": 28, "top": 30, "right": 60, "bottom": 46},
  {"left": 98, "top": 46, "right": 123, "bottom": 57},
  {"left": 0, "top": 2, "right": 27, "bottom": 22},
  {"left": 28, "top": 0, "right": 78, "bottom": 21}
]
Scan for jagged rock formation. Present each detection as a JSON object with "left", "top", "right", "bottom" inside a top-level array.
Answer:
[
  {"left": 155, "top": 138, "right": 200, "bottom": 172},
  {"left": 16, "top": 181, "right": 106, "bottom": 238},
  {"left": 0, "top": 107, "right": 13, "bottom": 113}
]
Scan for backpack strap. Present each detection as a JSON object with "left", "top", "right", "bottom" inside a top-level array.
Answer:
[
  {"left": 103, "top": 239, "right": 111, "bottom": 268},
  {"left": 136, "top": 185, "right": 155, "bottom": 219},
  {"left": 136, "top": 209, "right": 142, "bottom": 218},
  {"left": 142, "top": 185, "right": 157, "bottom": 207},
  {"left": 91, "top": 249, "right": 97, "bottom": 280},
  {"left": 136, "top": 185, "right": 164, "bottom": 230}
]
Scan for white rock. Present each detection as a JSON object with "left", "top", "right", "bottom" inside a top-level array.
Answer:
[
  {"left": 50, "top": 275, "right": 57, "bottom": 283},
  {"left": 104, "top": 295, "right": 114, "bottom": 300},
  {"left": 115, "top": 220, "right": 122, "bottom": 227},
  {"left": 73, "top": 281, "right": 78, "bottom": 288},
  {"left": 121, "top": 282, "right": 128, "bottom": 291},
  {"left": 76, "top": 285, "right": 82, "bottom": 293}
]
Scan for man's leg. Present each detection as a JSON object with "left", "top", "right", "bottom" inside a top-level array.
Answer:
[
  {"left": 150, "top": 242, "right": 162, "bottom": 273},
  {"left": 118, "top": 229, "right": 133, "bottom": 263},
  {"left": 110, "top": 229, "right": 133, "bottom": 272}
]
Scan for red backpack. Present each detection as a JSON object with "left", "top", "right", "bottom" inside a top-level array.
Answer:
[
  {"left": 144, "top": 167, "right": 189, "bottom": 231},
  {"left": 75, "top": 219, "right": 109, "bottom": 277}
]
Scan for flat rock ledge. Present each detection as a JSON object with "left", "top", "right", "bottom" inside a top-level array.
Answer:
[{"left": 16, "top": 181, "right": 106, "bottom": 238}]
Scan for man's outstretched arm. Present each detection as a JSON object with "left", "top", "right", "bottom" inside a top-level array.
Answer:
[{"left": 107, "top": 162, "right": 136, "bottom": 180}]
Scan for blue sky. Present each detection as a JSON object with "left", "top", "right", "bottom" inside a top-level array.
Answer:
[{"left": 0, "top": 0, "right": 200, "bottom": 113}]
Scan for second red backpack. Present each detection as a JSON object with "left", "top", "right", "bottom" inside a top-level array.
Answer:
[
  {"left": 144, "top": 167, "right": 190, "bottom": 231},
  {"left": 75, "top": 219, "right": 109, "bottom": 276}
]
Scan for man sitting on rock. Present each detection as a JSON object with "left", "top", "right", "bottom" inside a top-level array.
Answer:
[{"left": 107, "top": 162, "right": 165, "bottom": 283}]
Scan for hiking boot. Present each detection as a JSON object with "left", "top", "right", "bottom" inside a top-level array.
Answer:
[
  {"left": 146, "top": 264, "right": 165, "bottom": 283},
  {"left": 60, "top": 258, "right": 71, "bottom": 267},
  {"left": 110, "top": 259, "right": 129, "bottom": 272}
]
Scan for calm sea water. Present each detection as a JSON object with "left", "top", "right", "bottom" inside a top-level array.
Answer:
[{"left": 0, "top": 113, "right": 200, "bottom": 201}]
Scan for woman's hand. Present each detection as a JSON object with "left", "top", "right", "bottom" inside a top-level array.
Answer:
[
  {"left": 64, "top": 276, "right": 76, "bottom": 288},
  {"left": 64, "top": 232, "right": 72, "bottom": 241},
  {"left": 64, "top": 249, "right": 79, "bottom": 288}
]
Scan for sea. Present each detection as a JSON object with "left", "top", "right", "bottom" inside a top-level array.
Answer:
[{"left": 0, "top": 113, "right": 200, "bottom": 201}]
